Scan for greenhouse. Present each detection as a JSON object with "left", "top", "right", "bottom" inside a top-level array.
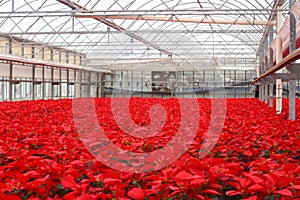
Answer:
[{"left": 0, "top": 0, "right": 299, "bottom": 199}]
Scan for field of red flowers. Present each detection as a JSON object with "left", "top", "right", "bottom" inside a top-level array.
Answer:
[{"left": 0, "top": 98, "right": 299, "bottom": 200}]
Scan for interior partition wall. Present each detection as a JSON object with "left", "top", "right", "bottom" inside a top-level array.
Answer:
[
  {"left": 2, "top": 65, "right": 299, "bottom": 100},
  {"left": 103, "top": 69, "right": 259, "bottom": 98}
]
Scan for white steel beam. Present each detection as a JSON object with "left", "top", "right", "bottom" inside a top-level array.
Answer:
[
  {"left": 56, "top": 0, "right": 173, "bottom": 57},
  {"left": 75, "top": 14, "right": 276, "bottom": 26}
]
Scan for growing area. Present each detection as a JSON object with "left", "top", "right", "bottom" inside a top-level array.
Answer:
[{"left": 0, "top": 98, "right": 299, "bottom": 199}]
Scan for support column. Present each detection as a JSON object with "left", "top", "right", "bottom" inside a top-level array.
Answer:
[
  {"left": 19, "top": 79, "right": 22, "bottom": 99},
  {"left": 120, "top": 71, "right": 123, "bottom": 91},
  {"left": 8, "top": 38, "right": 13, "bottom": 101},
  {"left": 276, "top": 79, "right": 283, "bottom": 113},
  {"left": 73, "top": 70, "right": 76, "bottom": 97},
  {"left": 99, "top": 72, "right": 103, "bottom": 98},
  {"left": 289, "top": 80, "right": 296, "bottom": 120},
  {"left": 264, "top": 83, "right": 268, "bottom": 104},
  {"left": 268, "top": 28, "right": 274, "bottom": 107},
  {"left": 269, "top": 26, "right": 274, "bottom": 70},
  {"left": 259, "top": 85, "right": 263, "bottom": 101},
  {"left": 269, "top": 83, "right": 274, "bottom": 107},
  {"left": 193, "top": 71, "right": 196, "bottom": 98},
  {"left": 276, "top": 5, "right": 283, "bottom": 114},
  {"left": 141, "top": 71, "right": 144, "bottom": 97},
  {"left": 1, "top": 78, "right": 4, "bottom": 99},
  {"left": 9, "top": 62, "right": 13, "bottom": 101},
  {"left": 67, "top": 69, "right": 70, "bottom": 98},
  {"left": 95, "top": 72, "right": 99, "bottom": 98},
  {"left": 234, "top": 70, "right": 237, "bottom": 98},
  {"left": 290, "top": 0, "right": 296, "bottom": 53},
  {"left": 262, "top": 85, "right": 266, "bottom": 102},
  {"left": 258, "top": 53, "right": 264, "bottom": 101},
  {"left": 87, "top": 72, "right": 91, "bottom": 98},
  {"left": 289, "top": 0, "right": 296, "bottom": 120},
  {"left": 59, "top": 68, "right": 62, "bottom": 99},
  {"left": 75, "top": 70, "right": 81, "bottom": 98},
  {"left": 32, "top": 65, "right": 36, "bottom": 100},
  {"left": 101, "top": 73, "right": 106, "bottom": 97},
  {"left": 261, "top": 60, "right": 268, "bottom": 103},
  {"left": 42, "top": 66, "right": 45, "bottom": 99},
  {"left": 111, "top": 73, "right": 114, "bottom": 88},
  {"left": 51, "top": 68, "right": 54, "bottom": 99},
  {"left": 25, "top": 79, "right": 28, "bottom": 99},
  {"left": 289, "top": 0, "right": 297, "bottom": 58}
]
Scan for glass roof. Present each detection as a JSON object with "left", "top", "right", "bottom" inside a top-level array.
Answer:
[{"left": 0, "top": 0, "right": 290, "bottom": 69}]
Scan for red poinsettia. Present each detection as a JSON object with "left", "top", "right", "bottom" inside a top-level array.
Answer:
[{"left": 0, "top": 98, "right": 299, "bottom": 199}]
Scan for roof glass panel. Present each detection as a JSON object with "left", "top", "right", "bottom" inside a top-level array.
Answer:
[{"left": 0, "top": 0, "right": 291, "bottom": 69}]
